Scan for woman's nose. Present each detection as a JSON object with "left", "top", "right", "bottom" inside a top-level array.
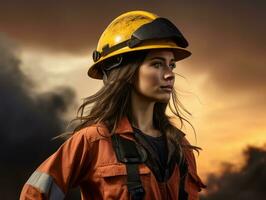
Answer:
[{"left": 163, "top": 69, "right": 175, "bottom": 81}]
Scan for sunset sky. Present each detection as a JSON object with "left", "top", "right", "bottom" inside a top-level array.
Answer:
[{"left": 1, "top": 0, "right": 266, "bottom": 198}]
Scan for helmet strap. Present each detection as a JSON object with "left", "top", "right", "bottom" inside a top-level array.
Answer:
[{"left": 102, "top": 56, "right": 123, "bottom": 84}]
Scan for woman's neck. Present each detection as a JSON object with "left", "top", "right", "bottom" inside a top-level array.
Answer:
[{"left": 130, "top": 90, "right": 161, "bottom": 137}]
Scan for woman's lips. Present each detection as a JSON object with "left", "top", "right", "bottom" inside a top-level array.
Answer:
[{"left": 160, "top": 86, "right": 173, "bottom": 92}]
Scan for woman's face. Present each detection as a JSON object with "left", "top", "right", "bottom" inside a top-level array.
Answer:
[{"left": 133, "top": 49, "right": 176, "bottom": 103}]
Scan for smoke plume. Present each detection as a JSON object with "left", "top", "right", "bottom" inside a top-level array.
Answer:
[
  {"left": 0, "top": 35, "right": 78, "bottom": 199},
  {"left": 201, "top": 144, "right": 266, "bottom": 200}
]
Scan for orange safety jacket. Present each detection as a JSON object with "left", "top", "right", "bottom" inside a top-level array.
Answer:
[{"left": 20, "top": 116, "right": 206, "bottom": 200}]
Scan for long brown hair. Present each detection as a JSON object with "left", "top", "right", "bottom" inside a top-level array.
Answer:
[{"left": 58, "top": 50, "right": 201, "bottom": 161}]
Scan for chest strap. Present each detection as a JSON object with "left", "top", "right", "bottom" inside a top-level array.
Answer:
[
  {"left": 178, "top": 158, "right": 189, "bottom": 199},
  {"left": 111, "top": 134, "right": 147, "bottom": 200}
]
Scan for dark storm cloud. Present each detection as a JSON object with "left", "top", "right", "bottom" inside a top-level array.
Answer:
[
  {"left": 0, "top": 35, "right": 76, "bottom": 198},
  {"left": 201, "top": 144, "right": 266, "bottom": 200}
]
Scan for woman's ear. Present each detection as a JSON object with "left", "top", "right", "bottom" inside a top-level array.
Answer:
[
  {"left": 103, "top": 75, "right": 107, "bottom": 85},
  {"left": 102, "top": 69, "right": 108, "bottom": 85}
]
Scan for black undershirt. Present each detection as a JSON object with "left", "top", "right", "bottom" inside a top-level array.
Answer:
[
  {"left": 132, "top": 127, "right": 189, "bottom": 199},
  {"left": 132, "top": 127, "right": 168, "bottom": 172}
]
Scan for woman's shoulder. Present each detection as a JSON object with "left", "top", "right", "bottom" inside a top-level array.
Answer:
[
  {"left": 174, "top": 128, "right": 190, "bottom": 145},
  {"left": 175, "top": 128, "right": 203, "bottom": 172},
  {"left": 175, "top": 128, "right": 195, "bottom": 147}
]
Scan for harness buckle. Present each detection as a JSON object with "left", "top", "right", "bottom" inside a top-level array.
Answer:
[{"left": 127, "top": 182, "right": 145, "bottom": 200}]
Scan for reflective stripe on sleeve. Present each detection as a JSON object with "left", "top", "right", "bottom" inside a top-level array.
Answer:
[{"left": 26, "top": 171, "right": 65, "bottom": 200}]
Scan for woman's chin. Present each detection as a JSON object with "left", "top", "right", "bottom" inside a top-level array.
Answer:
[{"left": 155, "top": 95, "right": 171, "bottom": 103}]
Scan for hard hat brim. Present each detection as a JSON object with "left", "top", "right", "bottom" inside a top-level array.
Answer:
[{"left": 88, "top": 44, "right": 191, "bottom": 80}]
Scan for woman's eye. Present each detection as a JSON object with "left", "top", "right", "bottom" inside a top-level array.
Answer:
[
  {"left": 169, "top": 63, "right": 176, "bottom": 69},
  {"left": 152, "top": 62, "right": 163, "bottom": 68}
]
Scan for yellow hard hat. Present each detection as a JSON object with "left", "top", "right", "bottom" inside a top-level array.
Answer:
[{"left": 88, "top": 10, "right": 191, "bottom": 79}]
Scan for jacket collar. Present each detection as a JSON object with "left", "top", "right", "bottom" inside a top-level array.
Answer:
[
  {"left": 95, "top": 116, "right": 134, "bottom": 136},
  {"left": 114, "top": 116, "right": 186, "bottom": 137},
  {"left": 114, "top": 116, "right": 134, "bottom": 134},
  {"left": 97, "top": 115, "right": 185, "bottom": 138}
]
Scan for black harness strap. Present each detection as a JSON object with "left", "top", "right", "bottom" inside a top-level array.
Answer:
[
  {"left": 176, "top": 135, "right": 189, "bottom": 199},
  {"left": 126, "top": 163, "right": 145, "bottom": 200},
  {"left": 111, "top": 134, "right": 146, "bottom": 200},
  {"left": 178, "top": 159, "right": 189, "bottom": 199},
  {"left": 111, "top": 133, "right": 188, "bottom": 200}
]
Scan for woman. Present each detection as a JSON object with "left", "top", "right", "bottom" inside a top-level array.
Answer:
[{"left": 20, "top": 10, "right": 206, "bottom": 200}]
